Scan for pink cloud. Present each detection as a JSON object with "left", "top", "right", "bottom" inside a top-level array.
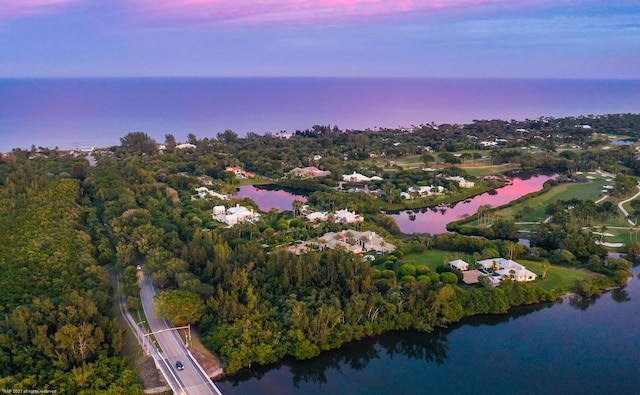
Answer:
[
  {"left": 0, "top": 0, "right": 85, "bottom": 19},
  {"left": 130, "top": 0, "right": 520, "bottom": 26}
]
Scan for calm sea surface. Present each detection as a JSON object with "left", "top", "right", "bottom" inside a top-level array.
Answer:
[
  {"left": 218, "top": 266, "right": 640, "bottom": 395},
  {"left": 1, "top": 78, "right": 639, "bottom": 152}
]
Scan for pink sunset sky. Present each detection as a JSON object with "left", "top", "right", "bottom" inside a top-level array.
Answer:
[{"left": 0, "top": 0, "right": 638, "bottom": 78}]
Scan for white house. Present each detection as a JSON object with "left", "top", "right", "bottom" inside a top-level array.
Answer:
[
  {"left": 194, "top": 187, "right": 229, "bottom": 200},
  {"left": 212, "top": 204, "right": 260, "bottom": 226},
  {"left": 449, "top": 259, "right": 470, "bottom": 271},
  {"left": 306, "top": 211, "right": 329, "bottom": 222},
  {"left": 334, "top": 209, "right": 364, "bottom": 224},
  {"left": 342, "top": 172, "right": 382, "bottom": 183},
  {"left": 446, "top": 176, "right": 475, "bottom": 188},
  {"left": 290, "top": 166, "right": 331, "bottom": 178},
  {"left": 400, "top": 185, "right": 445, "bottom": 200},
  {"left": 319, "top": 230, "right": 395, "bottom": 253},
  {"left": 175, "top": 143, "right": 197, "bottom": 150},
  {"left": 476, "top": 258, "right": 537, "bottom": 282}
]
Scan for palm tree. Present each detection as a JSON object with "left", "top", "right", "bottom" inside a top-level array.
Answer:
[
  {"left": 292, "top": 199, "right": 304, "bottom": 217},
  {"left": 541, "top": 262, "right": 549, "bottom": 280}
]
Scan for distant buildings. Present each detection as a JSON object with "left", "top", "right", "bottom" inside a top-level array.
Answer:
[
  {"left": 289, "top": 166, "right": 331, "bottom": 178},
  {"left": 446, "top": 176, "right": 475, "bottom": 188},
  {"left": 225, "top": 166, "right": 255, "bottom": 179},
  {"left": 175, "top": 143, "right": 197, "bottom": 150},
  {"left": 400, "top": 185, "right": 445, "bottom": 200},
  {"left": 305, "top": 209, "right": 364, "bottom": 224},
  {"left": 212, "top": 204, "right": 260, "bottom": 226},
  {"left": 318, "top": 230, "right": 396, "bottom": 254},
  {"left": 193, "top": 187, "right": 228, "bottom": 201},
  {"left": 342, "top": 172, "right": 383, "bottom": 183}
]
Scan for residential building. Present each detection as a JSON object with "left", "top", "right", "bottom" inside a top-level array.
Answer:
[
  {"left": 342, "top": 172, "right": 383, "bottom": 183},
  {"left": 319, "top": 230, "right": 396, "bottom": 253},
  {"left": 226, "top": 166, "right": 255, "bottom": 179},
  {"left": 449, "top": 259, "right": 470, "bottom": 271},
  {"left": 212, "top": 204, "right": 260, "bottom": 226},
  {"left": 400, "top": 185, "right": 445, "bottom": 200},
  {"left": 193, "top": 187, "right": 228, "bottom": 201},
  {"left": 290, "top": 166, "right": 331, "bottom": 178},
  {"left": 476, "top": 258, "right": 537, "bottom": 282},
  {"left": 446, "top": 176, "right": 475, "bottom": 188}
]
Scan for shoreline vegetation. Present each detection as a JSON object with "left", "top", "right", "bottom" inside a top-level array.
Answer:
[{"left": 1, "top": 113, "right": 639, "bottom": 387}]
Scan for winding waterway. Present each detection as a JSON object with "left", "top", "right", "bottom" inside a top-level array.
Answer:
[
  {"left": 218, "top": 267, "right": 640, "bottom": 395},
  {"left": 391, "top": 173, "right": 556, "bottom": 235}
]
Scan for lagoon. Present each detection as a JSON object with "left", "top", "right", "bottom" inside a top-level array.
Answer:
[
  {"left": 391, "top": 173, "right": 555, "bottom": 235},
  {"left": 236, "top": 185, "right": 307, "bottom": 213}
]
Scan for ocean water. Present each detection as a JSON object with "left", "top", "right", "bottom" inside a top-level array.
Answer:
[{"left": 1, "top": 78, "right": 639, "bottom": 152}]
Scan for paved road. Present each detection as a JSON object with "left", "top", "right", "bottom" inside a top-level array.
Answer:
[
  {"left": 618, "top": 185, "right": 640, "bottom": 225},
  {"left": 139, "top": 270, "right": 221, "bottom": 395}
]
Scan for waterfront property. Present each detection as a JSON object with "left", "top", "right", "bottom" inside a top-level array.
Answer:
[
  {"left": 400, "top": 185, "right": 445, "bottom": 200},
  {"left": 213, "top": 204, "right": 260, "bottom": 226},
  {"left": 305, "top": 209, "right": 364, "bottom": 224},
  {"left": 447, "top": 257, "right": 537, "bottom": 285},
  {"left": 446, "top": 176, "right": 475, "bottom": 188},
  {"left": 476, "top": 258, "right": 537, "bottom": 282},
  {"left": 289, "top": 166, "right": 331, "bottom": 178}
]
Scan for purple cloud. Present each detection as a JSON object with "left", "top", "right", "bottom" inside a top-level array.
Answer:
[
  {"left": 128, "top": 0, "right": 546, "bottom": 26},
  {"left": 0, "top": 0, "right": 85, "bottom": 19}
]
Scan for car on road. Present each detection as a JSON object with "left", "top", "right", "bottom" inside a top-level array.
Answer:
[{"left": 176, "top": 361, "right": 184, "bottom": 371}]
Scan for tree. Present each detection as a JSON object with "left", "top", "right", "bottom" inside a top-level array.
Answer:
[
  {"left": 422, "top": 154, "right": 435, "bottom": 166},
  {"left": 120, "top": 132, "right": 157, "bottom": 153},
  {"left": 541, "top": 262, "right": 550, "bottom": 280},
  {"left": 164, "top": 134, "right": 177, "bottom": 148},
  {"left": 218, "top": 129, "right": 239, "bottom": 143},
  {"left": 154, "top": 290, "right": 205, "bottom": 326},
  {"left": 292, "top": 199, "right": 304, "bottom": 217},
  {"left": 187, "top": 133, "right": 198, "bottom": 145},
  {"left": 440, "top": 272, "right": 458, "bottom": 284}
]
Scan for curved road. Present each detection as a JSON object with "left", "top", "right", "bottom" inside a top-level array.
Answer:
[
  {"left": 618, "top": 185, "right": 640, "bottom": 225},
  {"left": 139, "top": 270, "right": 221, "bottom": 395}
]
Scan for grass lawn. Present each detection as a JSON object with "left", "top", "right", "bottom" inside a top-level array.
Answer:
[
  {"left": 462, "top": 164, "right": 519, "bottom": 177},
  {"left": 389, "top": 155, "right": 425, "bottom": 168},
  {"left": 397, "top": 250, "right": 475, "bottom": 272},
  {"left": 517, "top": 259, "right": 601, "bottom": 292},
  {"left": 500, "top": 178, "right": 609, "bottom": 223}
]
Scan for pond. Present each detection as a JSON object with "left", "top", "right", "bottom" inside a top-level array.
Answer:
[
  {"left": 236, "top": 185, "right": 307, "bottom": 213},
  {"left": 610, "top": 140, "right": 635, "bottom": 146},
  {"left": 391, "top": 173, "right": 556, "bottom": 235},
  {"left": 217, "top": 266, "right": 640, "bottom": 395}
]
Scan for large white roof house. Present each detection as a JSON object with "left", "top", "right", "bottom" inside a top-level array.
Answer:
[
  {"left": 212, "top": 204, "right": 260, "bottom": 226},
  {"left": 449, "top": 259, "right": 470, "bottom": 271},
  {"left": 476, "top": 258, "right": 537, "bottom": 282},
  {"left": 319, "top": 230, "right": 396, "bottom": 253},
  {"left": 342, "top": 172, "right": 383, "bottom": 183}
]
